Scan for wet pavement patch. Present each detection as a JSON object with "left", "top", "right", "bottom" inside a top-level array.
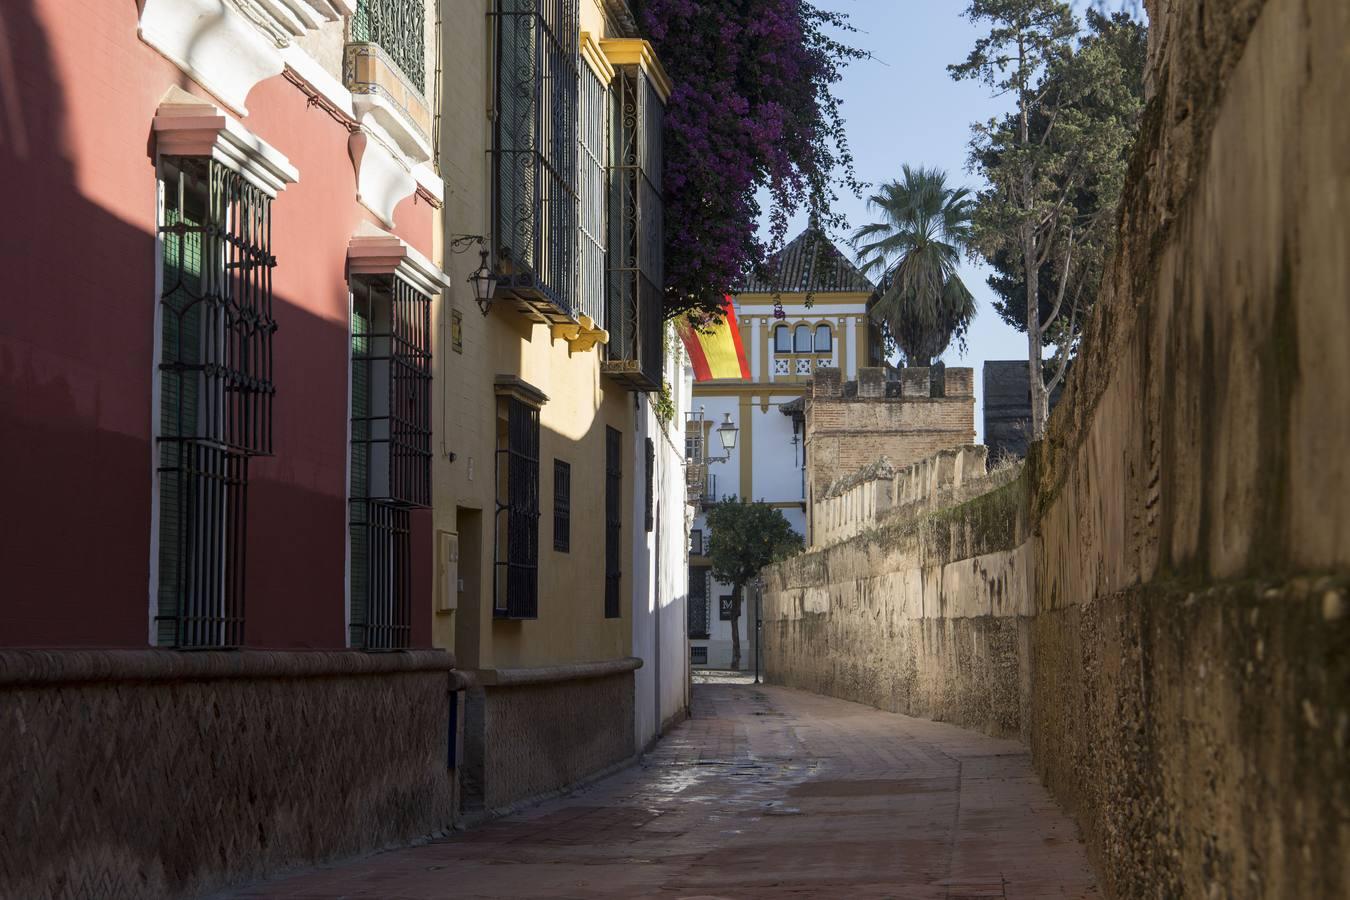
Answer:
[{"left": 788, "top": 776, "right": 959, "bottom": 797}]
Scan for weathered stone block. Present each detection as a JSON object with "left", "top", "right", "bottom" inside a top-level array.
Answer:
[
  {"left": 900, "top": 367, "right": 930, "bottom": 397},
  {"left": 856, "top": 367, "right": 885, "bottom": 398}
]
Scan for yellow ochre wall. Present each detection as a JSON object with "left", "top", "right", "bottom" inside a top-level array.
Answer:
[{"left": 432, "top": 0, "right": 641, "bottom": 672}]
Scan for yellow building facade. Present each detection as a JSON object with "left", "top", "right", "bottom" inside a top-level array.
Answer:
[{"left": 434, "top": 0, "right": 685, "bottom": 813}]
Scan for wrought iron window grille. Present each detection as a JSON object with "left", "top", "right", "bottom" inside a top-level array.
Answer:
[
  {"left": 604, "top": 426, "right": 622, "bottom": 619},
  {"left": 687, "top": 567, "right": 710, "bottom": 639},
  {"left": 489, "top": 0, "right": 580, "bottom": 322},
  {"left": 494, "top": 396, "right": 541, "bottom": 618},
  {"left": 155, "top": 156, "right": 277, "bottom": 650},
  {"left": 348, "top": 274, "right": 433, "bottom": 650},
  {"left": 577, "top": 60, "right": 609, "bottom": 329},
  {"left": 352, "top": 0, "right": 427, "bottom": 94},
  {"left": 553, "top": 458, "right": 571, "bottom": 553},
  {"left": 602, "top": 65, "right": 664, "bottom": 391}
]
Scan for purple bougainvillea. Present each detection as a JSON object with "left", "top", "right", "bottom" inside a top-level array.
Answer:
[{"left": 640, "top": 0, "right": 866, "bottom": 320}]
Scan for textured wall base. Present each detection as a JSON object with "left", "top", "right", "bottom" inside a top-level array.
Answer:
[
  {"left": 766, "top": 615, "right": 1024, "bottom": 739},
  {"left": 465, "top": 670, "right": 636, "bottom": 813},
  {"left": 0, "top": 650, "right": 454, "bottom": 899},
  {"left": 1029, "top": 580, "right": 1347, "bottom": 899},
  {"left": 763, "top": 0, "right": 1350, "bottom": 896}
]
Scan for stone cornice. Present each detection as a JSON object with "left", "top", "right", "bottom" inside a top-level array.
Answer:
[
  {"left": 599, "top": 38, "right": 672, "bottom": 102},
  {"left": 493, "top": 375, "right": 550, "bottom": 409},
  {"left": 347, "top": 227, "right": 452, "bottom": 297},
  {"left": 153, "top": 90, "right": 300, "bottom": 196},
  {"left": 0, "top": 649, "right": 455, "bottom": 687},
  {"left": 470, "top": 656, "right": 643, "bottom": 688},
  {"left": 579, "top": 31, "right": 616, "bottom": 84}
]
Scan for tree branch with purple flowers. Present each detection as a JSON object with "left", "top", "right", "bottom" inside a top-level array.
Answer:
[{"left": 639, "top": 0, "right": 868, "bottom": 321}]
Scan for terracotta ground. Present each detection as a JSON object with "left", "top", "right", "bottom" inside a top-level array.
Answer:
[{"left": 225, "top": 676, "right": 1099, "bottom": 899}]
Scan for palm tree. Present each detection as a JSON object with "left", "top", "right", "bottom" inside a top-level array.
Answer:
[{"left": 851, "top": 166, "right": 976, "bottom": 367}]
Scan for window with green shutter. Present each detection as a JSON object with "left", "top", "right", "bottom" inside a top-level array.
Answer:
[
  {"left": 348, "top": 274, "right": 433, "bottom": 650},
  {"left": 154, "top": 157, "right": 277, "bottom": 649}
]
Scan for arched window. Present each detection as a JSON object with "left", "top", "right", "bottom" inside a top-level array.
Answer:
[
  {"left": 814, "top": 323, "right": 832, "bottom": 353},
  {"left": 793, "top": 324, "right": 812, "bottom": 352},
  {"left": 773, "top": 324, "right": 791, "bottom": 353}
]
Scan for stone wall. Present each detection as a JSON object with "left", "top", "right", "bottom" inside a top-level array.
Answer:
[
  {"left": 805, "top": 367, "right": 975, "bottom": 500},
  {"left": 461, "top": 660, "right": 639, "bottom": 814},
  {"left": 763, "top": 0, "right": 1349, "bottom": 897},
  {"left": 812, "top": 445, "right": 994, "bottom": 548},
  {"left": 0, "top": 650, "right": 456, "bottom": 899}
]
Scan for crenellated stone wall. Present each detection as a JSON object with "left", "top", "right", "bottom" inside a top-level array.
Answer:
[
  {"left": 762, "top": 0, "right": 1349, "bottom": 896},
  {"left": 812, "top": 445, "right": 995, "bottom": 548}
]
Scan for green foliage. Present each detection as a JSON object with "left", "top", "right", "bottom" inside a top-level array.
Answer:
[
  {"left": 975, "top": 12, "right": 1146, "bottom": 347},
  {"left": 642, "top": 1, "right": 870, "bottom": 320},
  {"left": 951, "top": 1, "right": 1147, "bottom": 435},
  {"left": 705, "top": 498, "right": 804, "bottom": 592},
  {"left": 653, "top": 381, "right": 676, "bottom": 429},
  {"left": 851, "top": 166, "right": 977, "bottom": 367}
]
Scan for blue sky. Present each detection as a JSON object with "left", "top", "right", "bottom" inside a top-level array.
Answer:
[{"left": 769, "top": 1, "right": 1138, "bottom": 441}]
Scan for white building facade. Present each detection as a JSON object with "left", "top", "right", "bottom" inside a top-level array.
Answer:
[
  {"left": 633, "top": 334, "right": 696, "bottom": 747},
  {"left": 688, "top": 230, "right": 879, "bottom": 669}
]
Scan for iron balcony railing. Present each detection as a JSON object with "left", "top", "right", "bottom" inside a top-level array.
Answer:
[
  {"left": 685, "top": 464, "right": 717, "bottom": 509},
  {"left": 352, "top": 0, "right": 427, "bottom": 93},
  {"left": 603, "top": 65, "right": 664, "bottom": 391}
]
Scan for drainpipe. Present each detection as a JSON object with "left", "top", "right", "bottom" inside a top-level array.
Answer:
[{"left": 753, "top": 576, "right": 763, "bottom": 684}]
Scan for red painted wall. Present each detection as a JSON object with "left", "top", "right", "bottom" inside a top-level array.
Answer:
[{"left": 0, "top": 0, "right": 436, "bottom": 648}]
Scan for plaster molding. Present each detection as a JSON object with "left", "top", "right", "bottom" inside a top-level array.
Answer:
[
  {"left": 348, "top": 125, "right": 417, "bottom": 228},
  {"left": 344, "top": 43, "right": 433, "bottom": 162},
  {"left": 347, "top": 226, "right": 451, "bottom": 298},
  {"left": 139, "top": 0, "right": 285, "bottom": 114},
  {"left": 579, "top": 31, "right": 616, "bottom": 84},
  {"left": 238, "top": 0, "right": 352, "bottom": 43},
  {"left": 410, "top": 162, "right": 445, "bottom": 206},
  {"left": 551, "top": 314, "right": 609, "bottom": 353},
  {"left": 493, "top": 376, "right": 549, "bottom": 409},
  {"left": 153, "top": 90, "right": 299, "bottom": 196},
  {"left": 140, "top": 0, "right": 351, "bottom": 115},
  {"left": 280, "top": 43, "right": 356, "bottom": 118},
  {"left": 598, "top": 38, "right": 673, "bottom": 102}
]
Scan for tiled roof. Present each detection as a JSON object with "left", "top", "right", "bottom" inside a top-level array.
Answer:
[{"left": 738, "top": 228, "right": 876, "bottom": 294}]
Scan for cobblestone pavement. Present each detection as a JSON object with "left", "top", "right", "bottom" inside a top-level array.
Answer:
[{"left": 226, "top": 684, "right": 1098, "bottom": 899}]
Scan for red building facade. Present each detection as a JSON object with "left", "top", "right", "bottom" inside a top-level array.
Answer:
[
  {"left": 1, "top": 0, "right": 442, "bottom": 649},
  {"left": 0, "top": 2, "right": 456, "bottom": 894}
]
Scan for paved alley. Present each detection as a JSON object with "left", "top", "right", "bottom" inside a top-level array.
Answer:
[{"left": 225, "top": 681, "right": 1097, "bottom": 899}]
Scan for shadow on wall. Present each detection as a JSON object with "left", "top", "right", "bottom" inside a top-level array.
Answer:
[{"left": 0, "top": 1, "right": 428, "bottom": 650}]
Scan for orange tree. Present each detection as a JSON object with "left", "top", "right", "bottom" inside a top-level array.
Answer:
[{"left": 704, "top": 498, "right": 803, "bottom": 669}]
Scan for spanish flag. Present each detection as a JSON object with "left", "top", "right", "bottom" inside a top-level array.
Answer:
[{"left": 678, "top": 295, "right": 751, "bottom": 382}]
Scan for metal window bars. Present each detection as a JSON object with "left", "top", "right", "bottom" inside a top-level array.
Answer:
[
  {"left": 603, "top": 66, "right": 664, "bottom": 391},
  {"left": 155, "top": 157, "right": 277, "bottom": 649},
  {"left": 604, "top": 426, "right": 622, "bottom": 618},
  {"left": 348, "top": 275, "right": 433, "bottom": 650},
  {"left": 352, "top": 0, "right": 427, "bottom": 93},
  {"left": 687, "top": 567, "right": 709, "bottom": 639},
  {"left": 490, "top": 0, "right": 580, "bottom": 321},
  {"left": 494, "top": 397, "right": 541, "bottom": 618},
  {"left": 553, "top": 458, "right": 571, "bottom": 552},
  {"left": 576, "top": 60, "right": 609, "bottom": 329}
]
